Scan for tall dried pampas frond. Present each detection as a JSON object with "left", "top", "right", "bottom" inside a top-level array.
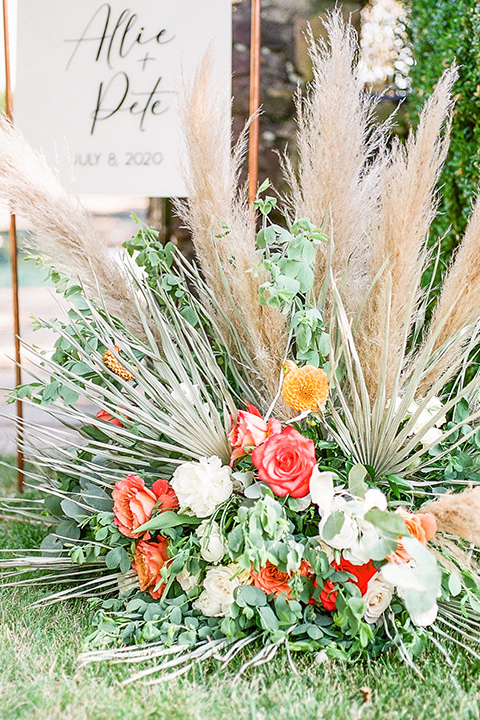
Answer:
[
  {"left": 0, "top": 116, "right": 146, "bottom": 341},
  {"left": 283, "top": 11, "right": 385, "bottom": 313},
  {"left": 175, "top": 52, "right": 288, "bottom": 408},
  {"left": 425, "top": 488, "right": 480, "bottom": 547},
  {"left": 355, "top": 67, "right": 457, "bottom": 400}
]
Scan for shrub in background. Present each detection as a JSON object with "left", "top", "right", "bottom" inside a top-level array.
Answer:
[{"left": 406, "top": 1, "right": 480, "bottom": 273}]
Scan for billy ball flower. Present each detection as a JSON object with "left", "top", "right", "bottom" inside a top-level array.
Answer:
[{"left": 281, "top": 361, "right": 329, "bottom": 412}]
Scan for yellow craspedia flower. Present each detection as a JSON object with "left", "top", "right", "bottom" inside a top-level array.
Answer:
[{"left": 281, "top": 360, "right": 329, "bottom": 412}]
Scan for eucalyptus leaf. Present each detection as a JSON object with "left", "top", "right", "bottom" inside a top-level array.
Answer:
[{"left": 134, "top": 511, "right": 201, "bottom": 534}]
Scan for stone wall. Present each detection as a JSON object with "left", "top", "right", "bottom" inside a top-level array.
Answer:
[{"left": 231, "top": 0, "right": 367, "bottom": 192}]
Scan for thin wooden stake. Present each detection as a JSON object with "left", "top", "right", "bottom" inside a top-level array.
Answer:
[
  {"left": 248, "top": 0, "right": 261, "bottom": 205},
  {"left": 3, "top": 0, "right": 24, "bottom": 491}
]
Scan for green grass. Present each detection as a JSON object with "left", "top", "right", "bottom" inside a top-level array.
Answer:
[{"left": 1, "top": 456, "right": 480, "bottom": 720}]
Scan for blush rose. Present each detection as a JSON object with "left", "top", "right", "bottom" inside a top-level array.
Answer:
[
  {"left": 228, "top": 404, "right": 281, "bottom": 465},
  {"left": 251, "top": 426, "right": 316, "bottom": 498}
]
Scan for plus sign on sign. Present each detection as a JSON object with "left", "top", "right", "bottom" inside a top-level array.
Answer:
[{"left": 15, "top": 1, "right": 232, "bottom": 196}]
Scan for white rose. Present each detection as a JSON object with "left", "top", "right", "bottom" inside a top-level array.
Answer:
[
  {"left": 196, "top": 520, "right": 227, "bottom": 563},
  {"left": 363, "top": 575, "right": 394, "bottom": 624},
  {"left": 176, "top": 568, "right": 200, "bottom": 593},
  {"left": 411, "top": 602, "right": 438, "bottom": 627},
  {"left": 193, "top": 565, "right": 241, "bottom": 617},
  {"left": 319, "top": 511, "right": 358, "bottom": 550},
  {"left": 171, "top": 456, "right": 233, "bottom": 517}
]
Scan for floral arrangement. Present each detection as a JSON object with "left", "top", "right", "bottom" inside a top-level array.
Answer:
[{"left": 2, "top": 14, "right": 480, "bottom": 681}]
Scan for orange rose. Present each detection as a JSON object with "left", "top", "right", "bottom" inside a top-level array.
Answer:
[
  {"left": 387, "top": 508, "right": 437, "bottom": 563},
  {"left": 113, "top": 475, "right": 178, "bottom": 537},
  {"left": 133, "top": 538, "right": 169, "bottom": 599},
  {"left": 251, "top": 561, "right": 293, "bottom": 598},
  {"left": 228, "top": 404, "right": 281, "bottom": 465}
]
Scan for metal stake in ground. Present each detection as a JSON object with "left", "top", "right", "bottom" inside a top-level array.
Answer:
[
  {"left": 3, "top": 0, "right": 24, "bottom": 491},
  {"left": 248, "top": 0, "right": 261, "bottom": 206}
]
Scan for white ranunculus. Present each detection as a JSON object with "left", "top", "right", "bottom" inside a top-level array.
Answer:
[
  {"left": 319, "top": 511, "right": 358, "bottom": 550},
  {"left": 193, "top": 565, "right": 241, "bottom": 617},
  {"left": 342, "top": 538, "right": 372, "bottom": 566},
  {"left": 171, "top": 456, "right": 233, "bottom": 517},
  {"left": 363, "top": 575, "right": 394, "bottom": 624},
  {"left": 364, "top": 488, "right": 388, "bottom": 512},
  {"left": 411, "top": 602, "right": 438, "bottom": 627},
  {"left": 196, "top": 520, "right": 227, "bottom": 563},
  {"left": 309, "top": 466, "right": 335, "bottom": 517},
  {"left": 176, "top": 568, "right": 200, "bottom": 593}
]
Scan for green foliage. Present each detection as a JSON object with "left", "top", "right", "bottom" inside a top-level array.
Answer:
[{"left": 406, "top": 1, "right": 480, "bottom": 274}]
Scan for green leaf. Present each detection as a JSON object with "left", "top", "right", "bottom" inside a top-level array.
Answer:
[
  {"left": 258, "top": 605, "right": 279, "bottom": 632},
  {"left": 322, "top": 511, "right": 345, "bottom": 541},
  {"left": 105, "top": 546, "right": 130, "bottom": 571},
  {"left": 364, "top": 508, "right": 407, "bottom": 536},
  {"left": 60, "top": 498, "right": 89, "bottom": 522},
  {"left": 133, "top": 511, "right": 201, "bottom": 535},
  {"left": 236, "top": 585, "right": 267, "bottom": 607},
  {"left": 448, "top": 572, "right": 462, "bottom": 597},
  {"left": 348, "top": 464, "right": 367, "bottom": 499}
]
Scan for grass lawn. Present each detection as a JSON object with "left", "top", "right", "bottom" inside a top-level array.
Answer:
[{"left": 1, "top": 457, "right": 480, "bottom": 720}]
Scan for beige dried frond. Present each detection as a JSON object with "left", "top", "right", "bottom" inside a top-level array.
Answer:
[
  {"left": 0, "top": 116, "right": 146, "bottom": 341},
  {"left": 425, "top": 487, "right": 480, "bottom": 547},
  {"left": 284, "top": 11, "right": 385, "bottom": 313},
  {"left": 418, "top": 195, "right": 480, "bottom": 394},
  {"left": 355, "top": 67, "right": 457, "bottom": 399},
  {"left": 175, "top": 52, "right": 288, "bottom": 408}
]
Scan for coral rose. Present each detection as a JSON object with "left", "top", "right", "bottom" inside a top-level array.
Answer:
[
  {"left": 113, "top": 475, "right": 177, "bottom": 537},
  {"left": 387, "top": 508, "right": 437, "bottom": 563},
  {"left": 251, "top": 426, "right": 316, "bottom": 498},
  {"left": 281, "top": 361, "right": 329, "bottom": 412},
  {"left": 319, "top": 559, "right": 377, "bottom": 612},
  {"left": 228, "top": 404, "right": 281, "bottom": 465},
  {"left": 133, "top": 538, "right": 169, "bottom": 599}
]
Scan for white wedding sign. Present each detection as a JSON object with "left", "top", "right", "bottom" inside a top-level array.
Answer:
[{"left": 15, "top": 1, "right": 232, "bottom": 196}]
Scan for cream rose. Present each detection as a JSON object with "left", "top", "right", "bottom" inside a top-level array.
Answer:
[
  {"left": 193, "top": 565, "right": 241, "bottom": 617},
  {"left": 363, "top": 574, "right": 394, "bottom": 624},
  {"left": 176, "top": 568, "right": 200, "bottom": 593},
  {"left": 196, "top": 520, "right": 227, "bottom": 563},
  {"left": 171, "top": 456, "right": 233, "bottom": 518},
  {"left": 319, "top": 509, "right": 358, "bottom": 550}
]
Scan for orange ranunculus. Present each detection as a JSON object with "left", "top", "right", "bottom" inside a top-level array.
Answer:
[
  {"left": 281, "top": 361, "right": 329, "bottom": 412},
  {"left": 228, "top": 404, "right": 281, "bottom": 465},
  {"left": 387, "top": 508, "right": 438, "bottom": 563},
  {"left": 96, "top": 409, "right": 124, "bottom": 427},
  {"left": 132, "top": 537, "right": 169, "bottom": 599},
  {"left": 152, "top": 479, "right": 179, "bottom": 512},
  {"left": 251, "top": 426, "right": 316, "bottom": 498},
  {"left": 113, "top": 475, "right": 178, "bottom": 537}
]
